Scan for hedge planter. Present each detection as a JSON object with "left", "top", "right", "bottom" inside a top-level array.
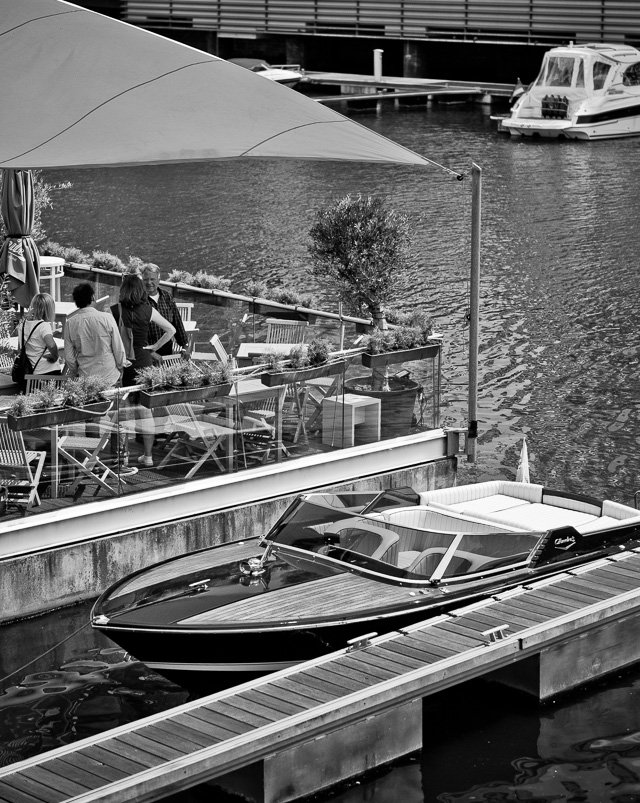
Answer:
[
  {"left": 361, "top": 344, "right": 439, "bottom": 369},
  {"left": 139, "top": 383, "right": 233, "bottom": 409},
  {"left": 7, "top": 400, "right": 112, "bottom": 431},
  {"left": 248, "top": 300, "right": 316, "bottom": 324},
  {"left": 260, "top": 360, "right": 347, "bottom": 387}
]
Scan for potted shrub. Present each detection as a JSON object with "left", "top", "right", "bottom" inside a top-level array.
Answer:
[
  {"left": 308, "top": 194, "right": 435, "bottom": 437},
  {"left": 7, "top": 375, "right": 113, "bottom": 430},
  {"left": 136, "top": 359, "right": 233, "bottom": 408},
  {"left": 260, "top": 338, "right": 347, "bottom": 386}
]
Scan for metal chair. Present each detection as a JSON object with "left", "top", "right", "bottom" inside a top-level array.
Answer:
[
  {"left": 265, "top": 318, "right": 308, "bottom": 345},
  {"left": 0, "top": 417, "right": 47, "bottom": 508}
]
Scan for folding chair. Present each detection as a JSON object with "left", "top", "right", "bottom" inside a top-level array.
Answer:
[
  {"left": 190, "top": 334, "right": 229, "bottom": 364},
  {"left": 57, "top": 426, "right": 124, "bottom": 497},
  {"left": 0, "top": 418, "right": 47, "bottom": 508},
  {"left": 175, "top": 302, "right": 194, "bottom": 322},
  {"left": 265, "top": 318, "right": 308, "bottom": 345},
  {"left": 161, "top": 353, "right": 185, "bottom": 367},
  {"left": 93, "top": 296, "right": 110, "bottom": 311},
  {"left": 157, "top": 403, "right": 235, "bottom": 478}
]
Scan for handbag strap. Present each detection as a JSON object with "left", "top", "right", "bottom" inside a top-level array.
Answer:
[
  {"left": 20, "top": 319, "right": 44, "bottom": 348},
  {"left": 20, "top": 320, "right": 47, "bottom": 372}
]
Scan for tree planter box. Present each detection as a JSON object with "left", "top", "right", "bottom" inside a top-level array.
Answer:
[
  {"left": 361, "top": 344, "right": 440, "bottom": 369},
  {"left": 138, "top": 383, "right": 233, "bottom": 409},
  {"left": 7, "top": 400, "right": 112, "bottom": 431},
  {"left": 260, "top": 360, "right": 347, "bottom": 387}
]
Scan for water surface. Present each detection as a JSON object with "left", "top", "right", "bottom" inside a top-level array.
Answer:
[{"left": 2, "top": 100, "right": 639, "bottom": 799}]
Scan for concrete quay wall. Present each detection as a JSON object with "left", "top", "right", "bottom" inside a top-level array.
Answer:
[{"left": 0, "top": 450, "right": 456, "bottom": 624}]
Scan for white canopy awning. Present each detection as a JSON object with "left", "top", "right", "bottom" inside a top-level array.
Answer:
[{"left": 0, "top": 0, "right": 456, "bottom": 173}]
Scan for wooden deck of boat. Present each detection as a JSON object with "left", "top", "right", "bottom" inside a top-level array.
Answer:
[{"left": 2, "top": 550, "right": 640, "bottom": 803}]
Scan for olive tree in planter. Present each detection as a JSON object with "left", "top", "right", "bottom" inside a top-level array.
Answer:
[{"left": 308, "top": 194, "right": 432, "bottom": 437}]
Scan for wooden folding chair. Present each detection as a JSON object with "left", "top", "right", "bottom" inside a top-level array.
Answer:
[
  {"left": 175, "top": 302, "right": 194, "bottom": 322},
  {"left": 190, "top": 333, "right": 229, "bottom": 364},
  {"left": 57, "top": 427, "right": 124, "bottom": 497},
  {"left": 265, "top": 318, "right": 308, "bottom": 345},
  {"left": 0, "top": 418, "right": 47, "bottom": 508},
  {"left": 157, "top": 403, "right": 235, "bottom": 478}
]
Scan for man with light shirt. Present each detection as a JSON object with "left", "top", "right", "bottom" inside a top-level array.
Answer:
[{"left": 141, "top": 263, "right": 188, "bottom": 358}]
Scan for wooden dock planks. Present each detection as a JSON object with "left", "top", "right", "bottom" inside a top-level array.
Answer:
[{"left": 2, "top": 550, "right": 640, "bottom": 803}]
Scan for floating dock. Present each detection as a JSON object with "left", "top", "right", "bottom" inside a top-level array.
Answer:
[
  {"left": 303, "top": 72, "right": 515, "bottom": 105},
  {"left": 2, "top": 550, "right": 640, "bottom": 803}
]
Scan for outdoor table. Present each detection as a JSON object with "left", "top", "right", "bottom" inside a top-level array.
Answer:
[
  {"left": 217, "top": 378, "right": 287, "bottom": 470},
  {"left": 235, "top": 342, "right": 304, "bottom": 368}
]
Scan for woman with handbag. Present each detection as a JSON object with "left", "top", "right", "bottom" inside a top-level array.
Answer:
[
  {"left": 21, "top": 293, "right": 64, "bottom": 378},
  {"left": 111, "top": 272, "right": 175, "bottom": 467}
]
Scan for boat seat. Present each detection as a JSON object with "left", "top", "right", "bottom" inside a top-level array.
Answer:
[
  {"left": 419, "top": 481, "right": 543, "bottom": 509},
  {"left": 477, "top": 503, "right": 596, "bottom": 532},
  {"left": 577, "top": 515, "right": 640, "bottom": 534},
  {"left": 444, "top": 495, "right": 531, "bottom": 516}
]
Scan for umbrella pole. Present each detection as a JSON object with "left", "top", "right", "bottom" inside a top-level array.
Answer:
[{"left": 467, "top": 163, "right": 481, "bottom": 463}]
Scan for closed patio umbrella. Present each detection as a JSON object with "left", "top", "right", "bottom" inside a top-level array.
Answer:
[{"left": 0, "top": 169, "right": 40, "bottom": 306}]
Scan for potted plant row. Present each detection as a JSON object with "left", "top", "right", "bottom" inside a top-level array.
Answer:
[
  {"left": 135, "top": 359, "right": 233, "bottom": 408},
  {"left": 360, "top": 311, "right": 439, "bottom": 369},
  {"left": 260, "top": 339, "right": 347, "bottom": 386},
  {"left": 7, "top": 376, "right": 113, "bottom": 431}
]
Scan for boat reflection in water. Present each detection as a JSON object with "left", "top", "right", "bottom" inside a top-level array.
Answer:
[{"left": 0, "top": 647, "right": 187, "bottom": 767}]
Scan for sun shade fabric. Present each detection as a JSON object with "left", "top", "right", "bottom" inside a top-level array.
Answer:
[
  {"left": 0, "top": 0, "right": 442, "bottom": 171},
  {"left": 0, "top": 169, "right": 40, "bottom": 305}
]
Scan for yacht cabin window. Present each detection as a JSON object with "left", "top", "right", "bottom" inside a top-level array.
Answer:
[
  {"left": 592, "top": 61, "right": 611, "bottom": 90},
  {"left": 576, "top": 60, "right": 585, "bottom": 87},
  {"left": 623, "top": 62, "right": 640, "bottom": 86},
  {"left": 543, "top": 56, "right": 575, "bottom": 87}
]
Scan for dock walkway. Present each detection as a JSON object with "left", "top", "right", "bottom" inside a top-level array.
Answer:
[
  {"left": 303, "top": 72, "right": 515, "bottom": 103},
  {"left": 2, "top": 550, "right": 640, "bottom": 803}
]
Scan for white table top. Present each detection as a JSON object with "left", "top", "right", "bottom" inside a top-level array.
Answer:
[
  {"left": 40, "top": 256, "right": 65, "bottom": 268},
  {"left": 236, "top": 342, "right": 304, "bottom": 358}
]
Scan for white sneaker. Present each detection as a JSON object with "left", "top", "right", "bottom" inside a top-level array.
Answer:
[{"left": 138, "top": 455, "right": 154, "bottom": 468}]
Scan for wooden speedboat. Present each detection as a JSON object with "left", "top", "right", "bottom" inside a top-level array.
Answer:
[
  {"left": 495, "top": 43, "right": 640, "bottom": 140},
  {"left": 91, "top": 480, "right": 640, "bottom": 691}
]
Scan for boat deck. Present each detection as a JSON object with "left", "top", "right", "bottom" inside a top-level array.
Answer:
[{"left": 2, "top": 549, "right": 640, "bottom": 803}]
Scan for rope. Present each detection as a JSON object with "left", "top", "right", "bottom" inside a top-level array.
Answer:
[{"left": 0, "top": 620, "right": 90, "bottom": 686}]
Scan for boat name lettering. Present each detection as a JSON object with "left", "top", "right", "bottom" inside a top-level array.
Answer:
[{"left": 554, "top": 535, "right": 577, "bottom": 550}]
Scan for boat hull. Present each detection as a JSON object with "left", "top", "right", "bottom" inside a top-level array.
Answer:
[
  {"left": 501, "top": 114, "right": 640, "bottom": 140},
  {"left": 94, "top": 584, "right": 506, "bottom": 692}
]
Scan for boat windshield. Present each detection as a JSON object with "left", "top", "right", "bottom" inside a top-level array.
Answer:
[{"left": 269, "top": 498, "right": 542, "bottom": 581}]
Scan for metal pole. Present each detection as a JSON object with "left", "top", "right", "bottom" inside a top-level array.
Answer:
[
  {"left": 373, "top": 49, "right": 383, "bottom": 81},
  {"left": 467, "top": 163, "right": 481, "bottom": 462}
]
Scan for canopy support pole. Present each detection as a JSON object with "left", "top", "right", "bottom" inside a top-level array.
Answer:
[{"left": 467, "top": 163, "right": 481, "bottom": 462}]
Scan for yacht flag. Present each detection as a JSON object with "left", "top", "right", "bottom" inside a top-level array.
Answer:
[{"left": 516, "top": 437, "right": 530, "bottom": 483}]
